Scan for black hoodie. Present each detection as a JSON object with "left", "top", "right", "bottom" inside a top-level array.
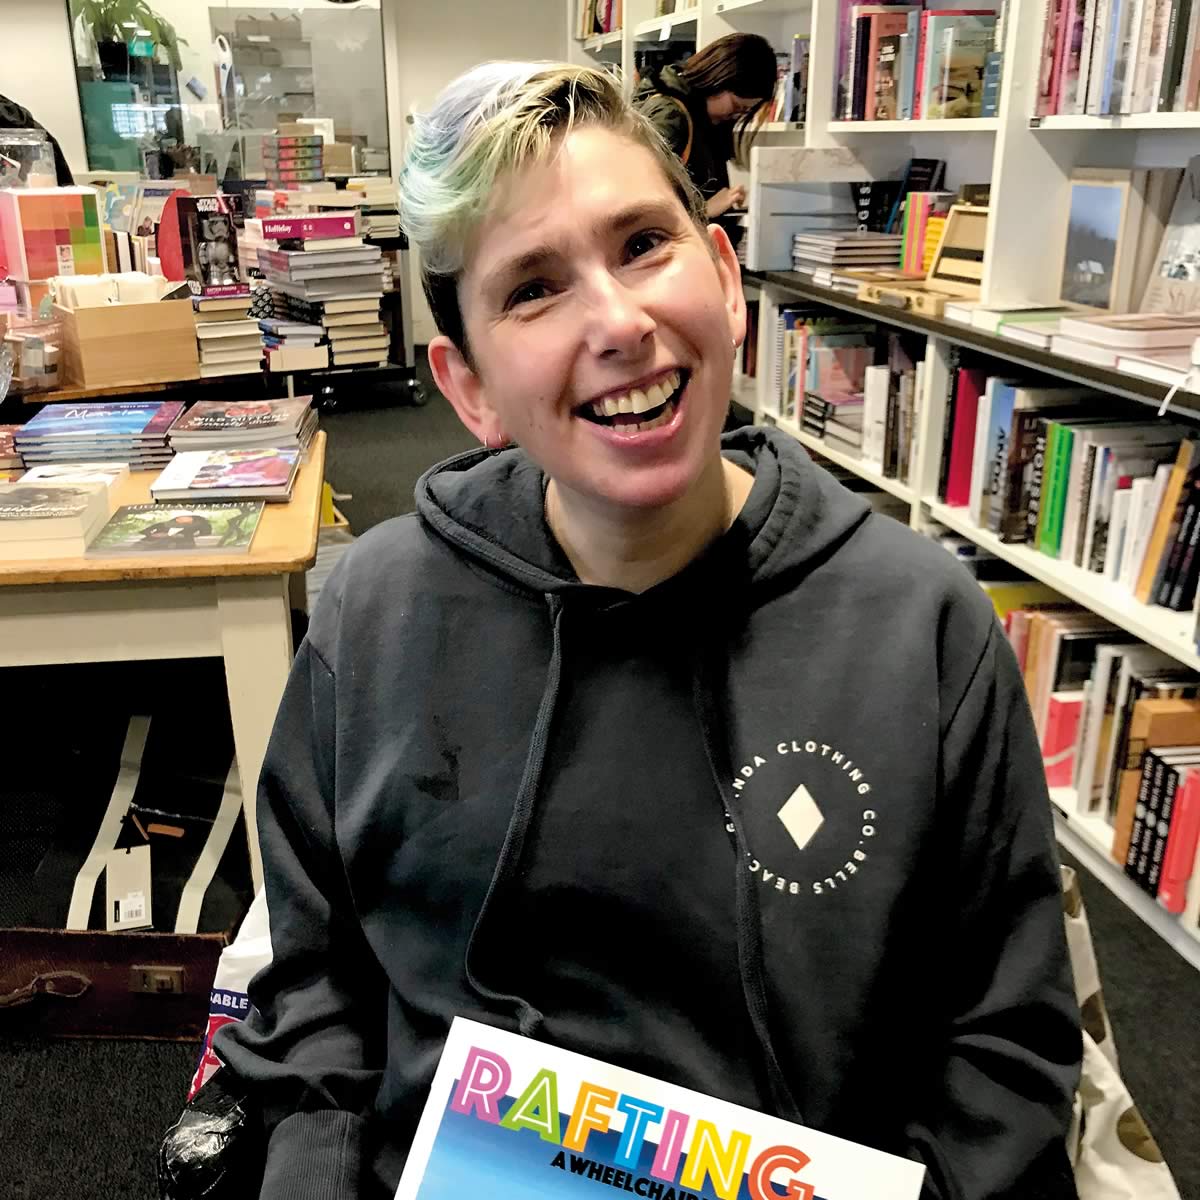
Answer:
[{"left": 217, "top": 427, "right": 1081, "bottom": 1200}]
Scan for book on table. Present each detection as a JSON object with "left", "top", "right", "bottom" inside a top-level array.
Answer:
[
  {"left": 394, "top": 1017, "right": 924, "bottom": 1200},
  {"left": 0, "top": 481, "right": 111, "bottom": 559},
  {"left": 168, "top": 396, "right": 316, "bottom": 450},
  {"left": 0, "top": 425, "right": 21, "bottom": 469},
  {"left": 86, "top": 501, "right": 265, "bottom": 556},
  {"left": 18, "top": 462, "right": 129, "bottom": 491},
  {"left": 151, "top": 447, "right": 301, "bottom": 502}
]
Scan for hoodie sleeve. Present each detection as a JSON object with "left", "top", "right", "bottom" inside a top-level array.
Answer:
[
  {"left": 213, "top": 593, "right": 387, "bottom": 1199},
  {"left": 908, "top": 619, "right": 1082, "bottom": 1200}
]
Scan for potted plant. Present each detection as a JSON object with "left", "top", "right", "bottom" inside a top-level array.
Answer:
[{"left": 69, "top": 0, "right": 187, "bottom": 77}]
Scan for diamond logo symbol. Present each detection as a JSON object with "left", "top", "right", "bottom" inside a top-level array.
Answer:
[{"left": 777, "top": 783, "right": 824, "bottom": 852}]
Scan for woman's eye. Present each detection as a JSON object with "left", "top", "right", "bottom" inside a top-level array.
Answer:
[
  {"left": 507, "top": 281, "right": 550, "bottom": 309},
  {"left": 626, "top": 230, "right": 668, "bottom": 260}
]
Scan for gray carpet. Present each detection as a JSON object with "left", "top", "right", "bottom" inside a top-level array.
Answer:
[{"left": 2, "top": 366, "right": 1198, "bottom": 1199}]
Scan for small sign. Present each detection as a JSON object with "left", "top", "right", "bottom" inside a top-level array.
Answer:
[{"left": 661, "top": 18, "right": 671, "bottom": 39}]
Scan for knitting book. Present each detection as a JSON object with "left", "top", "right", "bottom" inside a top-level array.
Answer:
[{"left": 394, "top": 1018, "right": 924, "bottom": 1200}]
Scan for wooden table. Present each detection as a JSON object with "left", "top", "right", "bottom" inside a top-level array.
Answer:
[{"left": 0, "top": 432, "right": 326, "bottom": 891}]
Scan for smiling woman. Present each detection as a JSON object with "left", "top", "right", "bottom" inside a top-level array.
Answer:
[{"left": 211, "top": 60, "right": 1083, "bottom": 1200}]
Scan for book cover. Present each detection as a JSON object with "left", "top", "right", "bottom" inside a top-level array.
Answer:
[
  {"left": 260, "top": 213, "right": 361, "bottom": 242},
  {"left": 924, "top": 15, "right": 997, "bottom": 118},
  {"left": 169, "top": 397, "right": 312, "bottom": 438},
  {"left": 865, "top": 12, "right": 914, "bottom": 118},
  {"left": 1142, "top": 155, "right": 1200, "bottom": 311},
  {"left": 87, "top": 502, "right": 264, "bottom": 556},
  {"left": 0, "top": 424, "right": 22, "bottom": 468},
  {"left": 151, "top": 447, "right": 300, "bottom": 499},
  {"left": 1158, "top": 766, "right": 1200, "bottom": 912},
  {"left": 395, "top": 1018, "right": 925, "bottom": 1200},
  {"left": 0, "top": 481, "right": 105, "bottom": 528},
  {"left": 16, "top": 401, "right": 184, "bottom": 444},
  {"left": 1145, "top": 753, "right": 1200, "bottom": 892},
  {"left": 1044, "top": 691, "right": 1085, "bottom": 786}
]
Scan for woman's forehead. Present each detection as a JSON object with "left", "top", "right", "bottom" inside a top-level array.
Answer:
[{"left": 464, "top": 128, "right": 681, "bottom": 271}]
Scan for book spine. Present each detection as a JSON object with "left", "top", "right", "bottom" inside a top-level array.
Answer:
[
  {"left": 1038, "top": 0, "right": 1064, "bottom": 112},
  {"left": 1102, "top": 0, "right": 1128, "bottom": 112},
  {"left": 1169, "top": 493, "right": 1200, "bottom": 608},
  {"left": 986, "top": 404, "right": 1016, "bottom": 535},
  {"left": 1157, "top": 493, "right": 1197, "bottom": 603},
  {"left": 1037, "top": 424, "right": 1064, "bottom": 553},
  {"left": 1116, "top": 0, "right": 1150, "bottom": 110},
  {"left": 1135, "top": 0, "right": 1173, "bottom": 107},
  {"left": 853, "top": 15, "right": 874, "bottom": 119},
  {"left": 1147, "top": 761, "right": 1186, "bottom": 893},
  {"left": 1126, "top": 749, "right": 1163, "bottom": 877},
  {"left": 1086, "top": 0, "right": 1115, "bottom": 110},
  {"left": 1058, "top": 0, "right": 1086, "bottom": 108},
  {"left": 914, "top": 11, "right": 931, "bottom": 119},
  {"left": 1000, "top": 411, "right": 1041, "bottom": 542},
  {"left": 865, "top": 15, "right": 881, "bottom": 119},
  {"left": 1179, "top": 2, "right": 1200, "bottom": 108},
  {"left": 1159, "top": 0, "right": 1194, "bottom": 106},
  {"left": 1158, "top": 767, "right": 1200, "bottom": 912},
  {"left": 1027, "top": 421, "right": 1051, "bottom": 544},
  {"left": 1049, "top": 0, "right": 1076, "bottom": 111},
  {"left": 937, "top": 353, "right": 962, "bottom": 499},
  {"left": 1075, "top": 0, "right": 1102, "bottom": 110}
]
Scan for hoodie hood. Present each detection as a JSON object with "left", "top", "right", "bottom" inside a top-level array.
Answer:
[{"left": 415, "top": 425, "right": 871, "bottom": 598}]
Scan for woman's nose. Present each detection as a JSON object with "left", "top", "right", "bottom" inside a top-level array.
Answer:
[{"left": 583, "top": 276, "right": 656, "bottom": 359}]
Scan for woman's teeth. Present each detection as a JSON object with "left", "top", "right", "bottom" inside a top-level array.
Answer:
[{"left": 586, "top": 370, "right": 683, "bottom": 433}]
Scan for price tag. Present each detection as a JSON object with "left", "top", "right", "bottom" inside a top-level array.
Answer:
[
  {"left": 660, "top": 19, "right": 671, "bottom": 39},
  {"left": 105, "top": 845, "right": 153, "bottom": 931}
]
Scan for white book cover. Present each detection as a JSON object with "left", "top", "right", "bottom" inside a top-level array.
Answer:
[
  {"left": 1105, "top": 485, "right": 1133, "bottom": 578},
  {"left": 861, "top": 364, "right": 889, "bottom": 472},
  {"left": 1117, "top": 474, "right": 1155, "bottom": 588},
  {"left": 1074, "top": 0, "right": 1101, "bottom": 114},
  {"left": 393, "top": 1017, "right": 925, "bottom": 1200},
  {"left": 1075, "top": 644, "right": 1124, "bottom": 811},
  {"left": 1129, "top": 461, "right": 1172, "bottom": 587}
]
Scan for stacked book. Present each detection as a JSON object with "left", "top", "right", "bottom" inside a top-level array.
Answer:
[
  {"left": 0, "top": 425, "right": 23, "bottom": 472},
  {"left": 167, "top": 395, "right": 317, "bottom": 455},
  {"left": 193, "top": 292, "right": 265, "bottom": 378},
  {"left": 0, "top": 480, "right": 111, "bottom": 558},
  {"left": 258, "top": 318, "right": 330, "bottom": 373},
  {"left": 1049, "top": 312, "right": 1200, "bottom": 371},
  {"left": 348, "top": 176, "right": 401, "bottom": 239},
  {"left": 792, "top": 231, "right": 903, "bottom": 277},
  {"left": 271, "top": 294, "right": 389, "bottom": 367},
  {"left": 263, "top": 134, "right": 324, "bottom": 188},
  {"left": 14, "top": 400, "right": 183, "bottom": 469},
  {"left": 154, "top": 393, "right": 314, "bottom": 506}
]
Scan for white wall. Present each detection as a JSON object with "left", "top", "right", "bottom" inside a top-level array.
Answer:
[
  {"left": 0, "top": 0, "right": 88, "bottom": 173},
  {"left": 383, "top": 0, "right": 567, "bottom": 343}
]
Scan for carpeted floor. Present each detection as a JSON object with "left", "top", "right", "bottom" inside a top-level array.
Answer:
[{"left": 2, "top": 368, "right": 1198, "bottom": 1199}]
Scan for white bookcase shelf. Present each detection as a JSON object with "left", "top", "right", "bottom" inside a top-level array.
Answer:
[
  {"left": 927, "top": 500, "right": 1200, "bottom": 671},
  {"left": 826, "top": 118, "right": 1000, "bottom": 134},
  {"left": 1031, "top": 112, "right": 1200, "bottom": 130},
  {"left": 580, "top": 29, "right": 624, "bottom": 53},
  {"left": 1049, "top": 789, "right": 1200, "bottom": 970},
  {"left": 714, "top": 0, "right": 804, "bottom": 13},
  {"left": 633, "top": 10, "right": 699, "bottom": 39}
]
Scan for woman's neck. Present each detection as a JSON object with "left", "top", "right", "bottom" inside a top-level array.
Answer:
[{"left": 545, "top": 456, "right": 755, "bottom": 593}]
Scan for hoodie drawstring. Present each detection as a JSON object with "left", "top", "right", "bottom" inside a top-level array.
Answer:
[
  {"left": 692, "top": 652, "right": 806, "bottom": 1126},
  {"left": 463, "top": 593, "right": 565, "bottom": 1037}
]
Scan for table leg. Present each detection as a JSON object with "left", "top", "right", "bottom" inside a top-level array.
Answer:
[{"left": 217, "top": 575, "right": 295, "bottom": 891}]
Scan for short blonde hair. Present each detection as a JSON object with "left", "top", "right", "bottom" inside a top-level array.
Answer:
[{"left": 400, "top": 61, "right": 705, "bottom": 352}]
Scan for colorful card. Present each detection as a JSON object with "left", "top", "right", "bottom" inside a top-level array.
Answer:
[{"left": 395, "top": 1018, "right": 925, "bottom": 1200}]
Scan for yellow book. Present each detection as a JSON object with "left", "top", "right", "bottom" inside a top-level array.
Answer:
[{"left": 978, "top": 579, "right": 1066, "bottom": 622}]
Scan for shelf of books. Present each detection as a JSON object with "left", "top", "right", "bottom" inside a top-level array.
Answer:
[
  {"left": 1049, "top": 788, "right": 1200, "bottom": 970},
  {"left": 927, "top": 499, "right": 1200, "bottom": 671}
]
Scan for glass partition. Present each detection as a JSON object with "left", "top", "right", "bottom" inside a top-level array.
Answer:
[{"left": 65, "top": 0, "right": 391, "bottom": 182}]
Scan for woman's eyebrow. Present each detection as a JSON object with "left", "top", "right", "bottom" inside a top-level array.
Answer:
[{"left": 481, "top": 200, "right": 682, "bottom": 298}]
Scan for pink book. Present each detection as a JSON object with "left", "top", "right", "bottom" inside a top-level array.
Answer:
[
  {"left": 1043, "top": 692, "right": 1084, "bottom": 786},
  {"left": 865, "top": 11, "right": 915, "bottom": 118},
  {"left": 1158, "top": 766, "right": 1200, "bottom": 913},
  {"left": 1036, "top": 0, "right": 1069, "bottom": 114},
  {"left": 944, "top": 367, "right": 987, "bottom": 507},
  {"left": 1049, "top": 0, "right": 1079, "bottom": 114}
]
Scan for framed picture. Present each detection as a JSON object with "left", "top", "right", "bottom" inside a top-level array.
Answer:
[{"left": 1058, "top": 171, "right": 1139, "bottom": 313}]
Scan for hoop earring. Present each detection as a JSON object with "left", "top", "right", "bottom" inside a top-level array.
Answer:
[{"left": 483, "top": 433, "right": 510, "bottom": 452}]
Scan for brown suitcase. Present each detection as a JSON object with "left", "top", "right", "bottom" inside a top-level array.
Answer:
[{"left": 0, "top": 927, "right": 225, "bottom": 1040}]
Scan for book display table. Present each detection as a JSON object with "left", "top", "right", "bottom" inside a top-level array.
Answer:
[{"left": 0, "top": 432, "right": 326, "bottom": 890}]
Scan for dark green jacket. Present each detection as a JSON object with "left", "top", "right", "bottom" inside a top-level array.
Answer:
[{"left": 633, "top": 65, "right": 729, "bottom": 201}]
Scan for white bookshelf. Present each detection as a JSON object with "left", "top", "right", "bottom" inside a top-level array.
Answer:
[
  {"left": 827, "top": 118, "right": 1001, "bottom": 134},
  {"left": 1049, "top": 789, "right": 1200, "bottom": 970},
  {"left": 1032, "top": 113, "right": 1200, "bottom": 130},
  {"left": 783, "top": 421, "right": 917, "bottom": 502},
  {"left": 581, "top": 29, "right": 624, "bottom": 54},
  {"left": 633, "top": 10, "right": 700, "bottom": 39}
]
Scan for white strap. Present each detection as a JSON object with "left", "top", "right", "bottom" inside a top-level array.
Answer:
[{"left": 174, "top": 759, "right": 242, "bottom": 935}]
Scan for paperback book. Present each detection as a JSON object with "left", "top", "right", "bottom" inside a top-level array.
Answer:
[
  {"left": 394, "top": 1017, "right": 925, "bottom": 1200},
  {"left": 87, "top": 502, "right": 264, "bottom": 556}
]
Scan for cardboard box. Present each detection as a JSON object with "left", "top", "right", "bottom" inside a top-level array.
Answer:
[{"left": 54, "top": 300, "right": 200, "bottom": 389}]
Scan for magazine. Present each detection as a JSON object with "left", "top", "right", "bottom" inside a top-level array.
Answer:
[
  {"left": 16, "top": 400, "right": 184, "bottom": 444},
  {"left": 86, "top": 502, "right": 264, "bottom": 555},
  {"left": 395, "top": 1018, "right": 925, "bottom": 1200}
]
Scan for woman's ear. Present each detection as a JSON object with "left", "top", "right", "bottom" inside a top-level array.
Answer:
[
  {"left": 705, "top": 223, "right": 747, "bottom": 349},
  {"left": 427, "top": 335, "right": 505, "bottom": 445}
]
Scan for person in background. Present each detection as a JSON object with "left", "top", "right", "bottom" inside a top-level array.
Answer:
[
  {"left": 633, "top": 32, "right": 777, "bottom": 222},
  {"left": 0, "top": 94, "right": 74, "bottom": 185}
]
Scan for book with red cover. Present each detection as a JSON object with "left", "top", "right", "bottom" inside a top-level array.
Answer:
[
  {"left": 1043, "top": 691, "right": 1084, "bottom": 786},
  {"left": 1158, "top": 765, "right": 1200, "bottom": 913},
  {"left": 865, "top": 10, "right": 917, "bottom": 119},
  {"left": 944, "top": 367, "right": 986, "bottom": 506},
  {"left": 260, "top": 213, "right": 361, "bottom": 242}
]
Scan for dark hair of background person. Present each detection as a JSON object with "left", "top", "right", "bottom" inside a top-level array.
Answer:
[
  {"left": 676, "top": 33, "right": 779, "bottom": 167},
  {"left": 0, "top": 94, "right": 75, "bottom": 186}
]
